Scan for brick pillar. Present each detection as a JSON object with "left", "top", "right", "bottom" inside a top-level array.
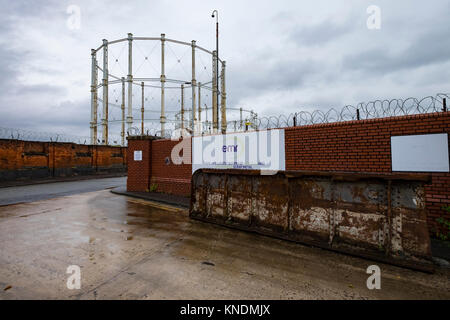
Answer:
[{"left": 126, "top": 136, "right": 156, "bottom": 192}]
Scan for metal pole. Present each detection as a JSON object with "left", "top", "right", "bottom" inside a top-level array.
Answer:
[
  {"left": 126, "top": 33, "right": 133, "bottom": 137},
  {"left": 90, "top": 49, "right": 98, "bottom": 145},
  {"left": 240, "top": 107, "right": 243, "bottom": 130},
  {"left": 198, "top": 82, "right": 202, "bottom": 123},
  {"left": 94, "top": 56, "right": 98, "bottom": 144},
  {"left": 102, "top": 39, "right": 108, "bottom": 145},
  {"left": 121, "top": 77, "right": 125, "bottom": 146},
  {"left": 220, "top": 61, "right": 226, "bottom": 134},
  {"left": 443, "top": 98, "right": 447, "bottom": 112},
  {"left": 160, "top": 33, "right": 166, "bottom": 137},
  {"left": 213, "top": 11, "right": 219, "bottom": 128},
  {"left": 181, "top": 84, "right": 185, "bottom": 130},
  {"left": 141, "top": 82, "right": 145, "bottom": 135},
  {"left": 212, "top": 50, "right": 218, "bottom": 132},
  {"left": 191, "top": 40, "right": 197, "bottom": 130}
]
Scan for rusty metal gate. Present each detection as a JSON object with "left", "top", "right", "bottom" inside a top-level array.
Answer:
[{"left": 190, "top": 169, "right": 434, "bottom": 272}]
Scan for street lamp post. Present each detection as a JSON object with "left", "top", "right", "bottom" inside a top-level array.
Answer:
[{"left": 211, "top": 10, "right": 219, "bottom": 131}]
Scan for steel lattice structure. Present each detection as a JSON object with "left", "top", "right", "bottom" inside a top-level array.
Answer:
[{"left": 91, "top": 33, "right": 238, "bottom": 145}]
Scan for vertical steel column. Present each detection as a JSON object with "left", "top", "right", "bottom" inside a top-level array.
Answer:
[
  {"left": 94, "top": 56, "right": 98, "bottom": 144},
  {"left": 126, "top": 33, "right": 133, "bottom": 137},
  {"left": 220, "top": 61, "right": 226, "bottom": 133},
  {"left": 212, "top": 50, "right": 218, "bottom": 132},
  {"left": 198, "top": 82, "right": 201, "bottom": 123},
  {"left": 121, "top": 77, "right": 125, "bottom": 146},
  {"left": 102, "top": 39, "right": 109, "bottom": 145},
  {"left": 141, "top": 82, "right": 145, "bottom": 135},
  {"left": 160, "top": 34, "right": 166, "bottom": 137},
  {"left": 181, "top": 84, "right": 185, "bottom": 130},
  {"left": 191, "top": 40, "right": 197, "bottom": 131},
  {"left": 90, "top": 49, "right": 98, "bottom": 145},
  {"left": 240, "top": 107, "right": 243, "bottom": 130}
]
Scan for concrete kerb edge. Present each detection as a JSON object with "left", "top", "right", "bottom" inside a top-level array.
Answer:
[{"left": 110, "top": 188, "right": 189, "bottom": 210}]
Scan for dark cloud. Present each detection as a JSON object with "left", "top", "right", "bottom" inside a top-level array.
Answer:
[
  {"left": 289, "top": 19, "right": 355, "bottom": 47},
  {"left": 0, "top": 47, "right": 20, "bottom": 96},
  {"left": 14, "top": 84, "right": 67, "bottom": 96},
  {"left": 0, "top": 0, "right": 449, "bottom": 138},
  {"left": 343, "top": 25, "right": 450, "bottom": 75}
]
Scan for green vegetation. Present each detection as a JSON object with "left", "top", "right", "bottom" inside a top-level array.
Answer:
[
  {"left": 149, "top": 183, "right": 158, "bottom": 192},
  {"left": 435, "top": 205, "right": 450, "bottom": 242}
]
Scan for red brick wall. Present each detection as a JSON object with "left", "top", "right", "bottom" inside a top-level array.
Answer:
[
  {"left": 150, "top": 138, "right": 192, "bottom": 196},
  {"left": 126, "top": 137, "right": 192, "bottom": 196},
  {"left": 125, "top": 112, "right": 449, "bottom": 234},
  {"left": 0, "top": 139, "right": 127, "bottom": 181},
  {"left": 126, "top": 138, "right": 152, "bottom": 192},
  {"left": 285, "top": 112, "right": 450, "bottom": 234}
]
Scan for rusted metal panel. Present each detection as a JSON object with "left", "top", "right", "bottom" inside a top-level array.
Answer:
[{"left": 190, "top": 169, "right": 434, "bottom": 272}]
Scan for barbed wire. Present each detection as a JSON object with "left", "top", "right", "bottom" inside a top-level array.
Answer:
[
  {"left": 252, "top": 93, "right": 449, "bottom": 129},
  {"left": 2, "top": 94, "right": 448, "bottom": 144},
  {"left": 0, "top": 127, "right": 122, "bottom": 146},
  {"left": 127, "top": 93, "right": 450, "bottom": 138}
]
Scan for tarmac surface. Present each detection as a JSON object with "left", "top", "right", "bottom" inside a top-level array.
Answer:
[
  {"left": 0, "top": 186, "right": 449, "bottom": 299},
  {"left": 0, "top": 176, "right": 126, "bottom": 206}
]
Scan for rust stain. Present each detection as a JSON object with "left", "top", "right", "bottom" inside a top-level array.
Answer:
[{"left": 190, "top": 169, "right": 434, "bottom": 272}]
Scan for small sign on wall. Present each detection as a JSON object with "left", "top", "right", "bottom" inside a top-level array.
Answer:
[
  {"left": 134, "top": 150, "right": 142, "bottom": 161},
  {"left": 391, "top": 133, "right": 449, "bottom": 172}
]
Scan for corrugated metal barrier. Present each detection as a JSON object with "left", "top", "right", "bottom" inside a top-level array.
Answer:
[{"left": 190, "top": 169, "right": 434, "bottom": 272}]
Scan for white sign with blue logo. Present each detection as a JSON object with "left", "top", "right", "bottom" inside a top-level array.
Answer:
[{"left": 192, "top": 129, "right": 285, "bottom": 174}]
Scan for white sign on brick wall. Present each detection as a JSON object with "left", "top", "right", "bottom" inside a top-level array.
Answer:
[
  {"left": 391, "top": 133, "right": 449, "bottom": 172},
  {"left": 192, "top": 129, "right": 285, "bottom": 174},
  {"left": 134, "top": 150, "right": 142, "bottom": 161}
]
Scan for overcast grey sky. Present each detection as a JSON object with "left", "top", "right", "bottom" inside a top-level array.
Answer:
[{"left": 0, "top": 0, "right": 449, "bottom": 137}]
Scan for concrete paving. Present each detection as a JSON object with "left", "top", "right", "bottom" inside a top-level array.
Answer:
[
  {"left": 0, "top": 176, "right": 126, "bottom": 206},
  {"left": 0, "top": 189, "right": 449, "bottom": 300}
]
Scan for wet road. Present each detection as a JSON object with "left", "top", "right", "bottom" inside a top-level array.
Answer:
[
  {"left": 0, "top": 190, "right": 449, "bottom": 300},
  {"left": 0, "top": 177, "right": 126, "bottom": 206}
]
